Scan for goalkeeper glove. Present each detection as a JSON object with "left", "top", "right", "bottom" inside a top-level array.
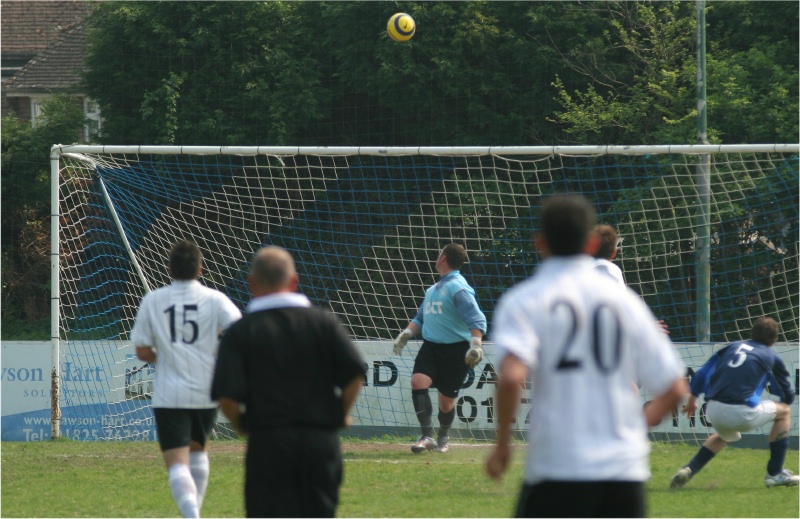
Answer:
[
  {"left": 393, "top": 328, "right": 414, "bottom": 355},
  {"left": 465, "top": 337, "right": 483, "bottom": 368}
]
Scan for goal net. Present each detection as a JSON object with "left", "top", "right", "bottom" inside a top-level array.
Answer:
[{"left": 51, "top": 145, "right": 798, "bottom": 445}]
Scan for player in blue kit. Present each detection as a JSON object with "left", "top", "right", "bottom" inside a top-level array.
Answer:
[
  {"left": 392, "top": 243, "right": 487, "bottom": 454},
  {"left": 670, "top": 317, "right": 798, "bottom": 489}
]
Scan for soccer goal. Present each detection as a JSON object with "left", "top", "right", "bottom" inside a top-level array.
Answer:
[{"left": 49, "top": 144, "right": 799, "bottom": 445}]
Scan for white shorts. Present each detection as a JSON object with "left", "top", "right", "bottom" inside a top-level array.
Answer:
[{"left": 706, "top": 400, "right": 777, "bottom": 442}]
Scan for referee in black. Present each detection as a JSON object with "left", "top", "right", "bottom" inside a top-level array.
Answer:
[{"left": 211, "top": 246, "right": 365, "bottom": 518}]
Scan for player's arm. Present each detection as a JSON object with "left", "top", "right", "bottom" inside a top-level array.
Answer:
[
  {"left": 216, "top": 294, "right": 243, "bottom": 334},
  {"left": 340, "top": 375, "right": 363, "bottom": 429},
  {"left": 486, "top": 352, "right": 527, "bottom": 480},
  {"left": 769, "top": 357, "right": 796, "bottom": 405},
  {"left": 136, "top": 346, "right": 156, "bottom": 363},
  {"left": 393, "top": 320, "right": 421, "bottom": 355},
  {"left": 218, "top": 397, "right": 247, "bottom": 435},
  {"left": 453, "top": 289, "right": 487, "bottom": 335},
  {"left": 327, "top": 313, "right": 368, "bottom": 427},
  {"left": 211, "top": 325, "right": 249, "bottom": 434},
  {"left": 681, "top": 350, "right": 720, "bottom": 416},
  {"left": 453, "top": 289, "right": 488, "bottom": 367},
  {"left": 465, "top": 328, "right": 485, "bottom": 368},
  {"left": 131, "top": 296, "right": 156, "bottom": 363},
  {"left": 646, "top": 377, "right": 685, "bottom": 427}
]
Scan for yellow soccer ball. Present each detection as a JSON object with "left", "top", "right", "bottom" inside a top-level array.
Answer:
[{"left": 387, "top": 13, "right": 415, "bottom": 42}]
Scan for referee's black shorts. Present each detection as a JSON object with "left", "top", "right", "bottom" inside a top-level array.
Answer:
[
  {"left": 413, "top": 340, "right": 471, "bottom": 398},
  {"left": 515, "top": 480, "right": 646, "bottom": 518},
  {"left": 245, "top": 427, "right": 342, "bottom": 518}
]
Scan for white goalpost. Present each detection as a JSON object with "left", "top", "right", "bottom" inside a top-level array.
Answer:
[{"left": 50, "top": 144, "right": 799, "bottom": 445}]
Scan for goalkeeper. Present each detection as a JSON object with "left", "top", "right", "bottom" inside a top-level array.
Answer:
[{"left": 393, "top": 243, "right": 487, "bottom": 454}]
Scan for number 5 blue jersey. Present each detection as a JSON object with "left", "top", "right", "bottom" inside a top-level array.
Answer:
[{"left": 690, "top": 340, "right": 795, "bottom": 408}]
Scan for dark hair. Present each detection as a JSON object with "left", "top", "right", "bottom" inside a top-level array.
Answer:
[
  {"left": 750, "top": 317, "right": 779, "bottom": 346},
  {"left": 539, "top": 194, "right": 597, "bottom": 256},
  {"left": 169, "top": 240, "right": 202, "bottom": 280},
  {"left": 593, "top": 224, "right": 619, "bottom": 260},
  {"left": 441, "top": 243, "right": 468, "bottom": 270}
]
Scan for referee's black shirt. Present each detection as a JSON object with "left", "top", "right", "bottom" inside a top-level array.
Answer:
[{"left": 211, "top": 306, "right": 365, "bottom": 431}]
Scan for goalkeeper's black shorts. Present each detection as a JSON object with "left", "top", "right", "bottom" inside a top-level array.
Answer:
[{"left": 412, "top": 340, "right": 470, "bottom": 399}]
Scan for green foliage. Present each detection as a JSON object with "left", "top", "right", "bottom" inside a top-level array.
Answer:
[
  {"left": 549, "top": 1, "right": 798, "bottom": 145},
  {"left": 550, "top": 1, "right": 701, "bottom": 144},
  {"left": 82, "top": 1, "right": 798, "bottom": 147},
  {"left": 1, "top": 95, "right": 88, "bottom": 325},
  {"left": 0, "top": 316, "right": 49, "bottom": 341},
  {"left": 83, "top": 1, "right": 325, "bottom": 145}
]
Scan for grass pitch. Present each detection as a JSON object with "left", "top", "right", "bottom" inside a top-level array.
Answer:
[{"left": 1, "top": 438, "right": 797, "bottom": 517}]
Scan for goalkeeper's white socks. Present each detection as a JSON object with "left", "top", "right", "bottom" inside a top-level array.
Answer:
[
  {"left": 190, "top": 451, "right": 210, "bottom": 509},
  {"left": 168, "top": 463, "right": 200, "bottom": 518}
]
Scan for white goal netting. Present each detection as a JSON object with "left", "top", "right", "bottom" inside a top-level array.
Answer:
[{"left": 51, "top": 145, "right": 798, "bottom": 445}]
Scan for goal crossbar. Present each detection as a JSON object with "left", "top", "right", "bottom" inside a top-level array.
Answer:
[{"left": 52, "top": 143, "right": 799, "bottom": 158}]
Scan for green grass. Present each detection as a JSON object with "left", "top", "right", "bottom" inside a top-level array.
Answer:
[{"left": 1, "top": 438, "right": 797, "bottom": 517}]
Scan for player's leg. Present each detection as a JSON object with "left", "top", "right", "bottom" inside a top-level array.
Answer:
[
  {"left": 410, "top": 374, "right": 437, "bottom": 452},
  {"left": 672, "top": 400, "right": 751, "bottom": 489},
  {"left": 764, "top": 402, "right": 799, "bottom": 487},
  {"left": 243, "top": 427, "right": 344, "bottom": 517},
  {"left": 155, "top": 408, "right": 200, "bottom": 518},
  {"left": 245, "top": 429, "right": 300, "bottom": 518},
  {"left": 188, "top": 409, "right": 217, "bottom": 510},
  {"left": 298, "top": 428, "right": 343, "bottom": 518},
  {"left": 436, "top": 393, "right": 456, "bottom": 453},
  {"left": 432, "top": 342, "right": 471, "bottom": 453},
  {"left": 670, "top": 433, "right": 727, "bottom": 488},
  {"left": 410, "top": 343, "right": 438, "bottom": 453}
]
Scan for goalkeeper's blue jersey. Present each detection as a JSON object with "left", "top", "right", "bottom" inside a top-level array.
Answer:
[
  {"left": 411, "top": 271, "right": 486, "bottom": 344},
  {"left": 689, "top": 340, "right": 795, "bottom": 408}
]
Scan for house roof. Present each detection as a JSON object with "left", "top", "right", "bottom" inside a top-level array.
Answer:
[
  {"left": 3, "top": 21, "right": 86, "bottom": 93},
  {"left": 1, "top": 0, "right": 92, "bottom": 59}
]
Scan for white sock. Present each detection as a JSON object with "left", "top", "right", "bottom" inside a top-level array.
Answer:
[
  {"left": 168, "top": 463, "right": 199, "bottom": 518},
  {"left": 189, "top": 451, "right": 210, "bottom": 509}
]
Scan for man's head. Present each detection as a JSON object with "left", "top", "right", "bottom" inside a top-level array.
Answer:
[
  {"left": 437, "top": 243, "right": 468, "bottom": 275},
  {"left": 248, "top": 246, "right": 298, "bottom": 296},
  {"left": 751, "top": 317, "right": 779, "bottom": 346},
  {"left": 169, "top": 240, "right": 202, "bottom": 280},
  {"left": 536, "top": 194, "right": 598, "bottom": 257},
  {"left": 593, "top": 224, "right": 619, "bottom": 260}
]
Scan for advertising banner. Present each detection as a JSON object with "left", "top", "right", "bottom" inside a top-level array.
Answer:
[{"left": 2, "top": 341, "right": 797, "bottom": 441}]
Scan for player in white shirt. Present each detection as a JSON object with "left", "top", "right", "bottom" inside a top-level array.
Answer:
[
  {"left": 592, "top": 224, "right": 626, "bottom": 286},
  {"left": 131, "top": 240, "right": 241, "bottom": 518},
  {"left": 485, "top": 194, "right": 685, "bottom": 518},
  {"left": 594, "top": 223, "right": 668, "bottom": 339}
]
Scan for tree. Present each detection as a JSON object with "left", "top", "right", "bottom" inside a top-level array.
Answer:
[
  {"left": 83, "top": 1, "right": 326, "bottom": 145},
  {"left": 83, "top": 1, "right": 797, "bottom": 147},
  {"left": 549, "top": 1, "right": 799, "bottom": 144},
  {"left": 1, "top": 95, "right": 88, "bottom": 327}
]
